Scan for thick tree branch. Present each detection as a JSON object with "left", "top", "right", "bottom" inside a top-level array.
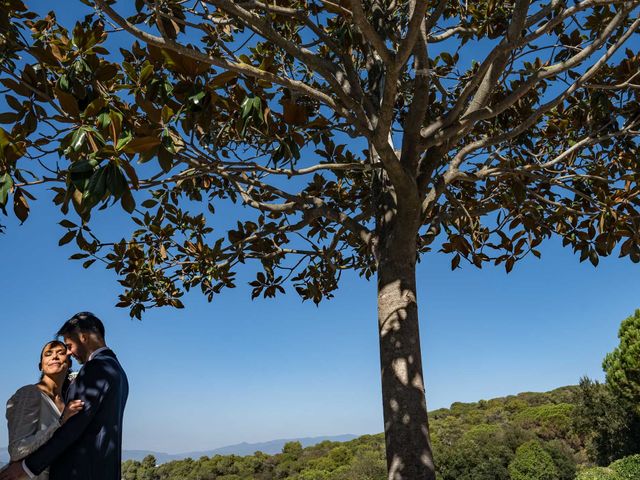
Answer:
[
  {"left": 420, "top": 0, "right": 633, "bottom": 141},
  {"left": 399, "top": 11, "right": 430, "bottom": 175},
  {"left": 348, "top": 0, "right": 394, "bottom": 65},
  {"left": 462, "top": 0, "right": 531, "bottom": 117},
  {"left": 459, "top": 3, "right": 636, "bottom": 127},
  {"left": 442, "top": 12, "right": 640, "bottom": 163},
  {"left": 393, "top": 0, "right": 435, "bottom": 73},
  {"left": 205, "top": 0, "right": 364, "bottom": 118}
]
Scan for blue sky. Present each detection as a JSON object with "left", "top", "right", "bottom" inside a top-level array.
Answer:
[
  {"left": 1, "top": 187, "right": 637, "bottom": 453},
  {"left": 1, "top": 1, "right": 639, "bottom": 455}
]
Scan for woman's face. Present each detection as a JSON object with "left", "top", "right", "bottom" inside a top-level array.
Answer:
[{"left": 41, "top": 343, "right": 71, "bottom": 376}]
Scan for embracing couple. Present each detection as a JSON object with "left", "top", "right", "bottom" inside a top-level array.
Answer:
[{"left": 0, "top": 312, "right": 128, "bottom": 480}]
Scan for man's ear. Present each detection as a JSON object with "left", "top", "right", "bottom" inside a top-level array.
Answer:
[{"left": 78, "top": 332, "right": 88, "bottom": 343}]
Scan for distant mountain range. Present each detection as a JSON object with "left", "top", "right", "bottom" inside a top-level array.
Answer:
[{"left": 1, "top": 434, "right": 357, "bottom": 465}]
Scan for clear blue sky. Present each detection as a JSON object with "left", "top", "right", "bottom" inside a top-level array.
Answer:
[
  {"left": 1, "top": 1, "right": 639, "bottom": 455},
  {"left": 1, "top": 187, "right": 637, "bottom": 453}
]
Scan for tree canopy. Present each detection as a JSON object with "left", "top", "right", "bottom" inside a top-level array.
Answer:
[{"left": 1, "top": 0, "right": 639, "bottom": 314}]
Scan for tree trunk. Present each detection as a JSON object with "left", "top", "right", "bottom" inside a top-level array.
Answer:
[{"left": 377, "top": 227, "right": 435, "bottom": 480}]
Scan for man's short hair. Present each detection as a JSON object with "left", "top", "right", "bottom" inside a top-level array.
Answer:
[{"left": 57, "top": 312, "right": 106, "bottom": 339}]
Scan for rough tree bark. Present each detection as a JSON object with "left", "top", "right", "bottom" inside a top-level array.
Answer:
[{"left": 376, "top": 186, "right": 433, "bottom": 479}]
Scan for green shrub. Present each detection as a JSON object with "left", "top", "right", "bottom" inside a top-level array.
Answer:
[
  {"left": 541, "top": 439, "right": 576, "bottom": 480},
  {"left": 508, "top": 440, "right": 558, "bottom": 480},
  {"left": 575, "top": 466, "right": 618, "bottom": 480},
  {"left": 297, "top": 469, "right": 330, "bottom": 480},
  {"left": 330, "top": 450, "right": 386, "bottom": 480},
  {"left": 576, "top": 453, "right": 640, "bottom": 480},
  {"left": 436, "top": 424, "right": 514, "bottom": 480},
  {"left": 610, "top": 454, "right": 640, "bottom": 479}
]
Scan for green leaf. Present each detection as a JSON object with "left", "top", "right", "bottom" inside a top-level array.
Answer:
[
  {"left": 69, "top": 158, "right": 99, "bottom": 175},
  {"left": 116, "top": 131, "right": 133, "bottom": 151},
  {"left": 57, "top": 75, "right": 70, "bottom": 92},
  {"left": 139, "top": 63, "right": 154, "bottom": 84},
  {"left": 106, "top": 163, "right": 127, "bottom": 200},
  {"left": 83, "top": 165, "right": 108, "bottom": 209},
  {"left": 0, "top": 127, "right": 10, "bottom": 150},
  {"left": 97, "top": 112, "right": 111, "bottom": 129},
  {"left": 0, "top": 173, "right": 13, "bottom": 206},
  {"left": 240, "top": 96, "right": 261, "bottom": 122},
  {"left": 70, "top": 128, "right": 87, "bottom": 151},
  {"left": 110, "top": 110, "right": 123, "bottom": 137},
  {"left": 188, "top": 91, "right": 205, "bottom": 105},
  {"left": 240, "top": 96, "right": 263, "bottom": 136},
  {"left": 161, "top": 105, "right": 174, "bottom": 124}
]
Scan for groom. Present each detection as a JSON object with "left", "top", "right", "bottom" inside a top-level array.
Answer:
[{"left": 0, "top": 312, "right": 129, "bottom": 480}]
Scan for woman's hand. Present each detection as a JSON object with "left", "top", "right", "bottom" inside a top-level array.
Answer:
[{"left": 61, "top": 400, "right": 84, "bottom": 424}]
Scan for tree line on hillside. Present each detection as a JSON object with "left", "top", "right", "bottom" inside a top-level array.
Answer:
[{"left": 121, "top": 310, "right": 640, "bottom": 480}]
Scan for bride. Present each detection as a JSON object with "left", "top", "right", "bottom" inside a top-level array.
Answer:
[{"left": 3, "top": 341, "right": 83, "bottom": 479}]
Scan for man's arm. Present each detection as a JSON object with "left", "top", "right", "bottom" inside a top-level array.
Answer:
[{"left": 23, "top": 360, "right": 113, "bottom": 476}]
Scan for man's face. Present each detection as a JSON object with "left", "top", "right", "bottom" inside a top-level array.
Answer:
[{"left": 64, "top": 333, "right": 90, "bottom": 364}]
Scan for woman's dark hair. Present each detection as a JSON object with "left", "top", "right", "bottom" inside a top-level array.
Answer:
[{"left": 39, "top": 340, "right": 73, "bottom": 397}]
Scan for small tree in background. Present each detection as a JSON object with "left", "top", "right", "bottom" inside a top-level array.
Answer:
[{"left": 2, "top": 1, "right": 640, "bottom": 478}]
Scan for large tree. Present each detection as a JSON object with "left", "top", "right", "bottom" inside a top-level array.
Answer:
[{"left": 2, "top": 1, "right": 640, "bottom": 478}]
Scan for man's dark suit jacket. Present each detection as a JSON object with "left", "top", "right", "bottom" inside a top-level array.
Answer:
[{"left": 24, "top": 349, "right": 128, "bottom": 480}]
